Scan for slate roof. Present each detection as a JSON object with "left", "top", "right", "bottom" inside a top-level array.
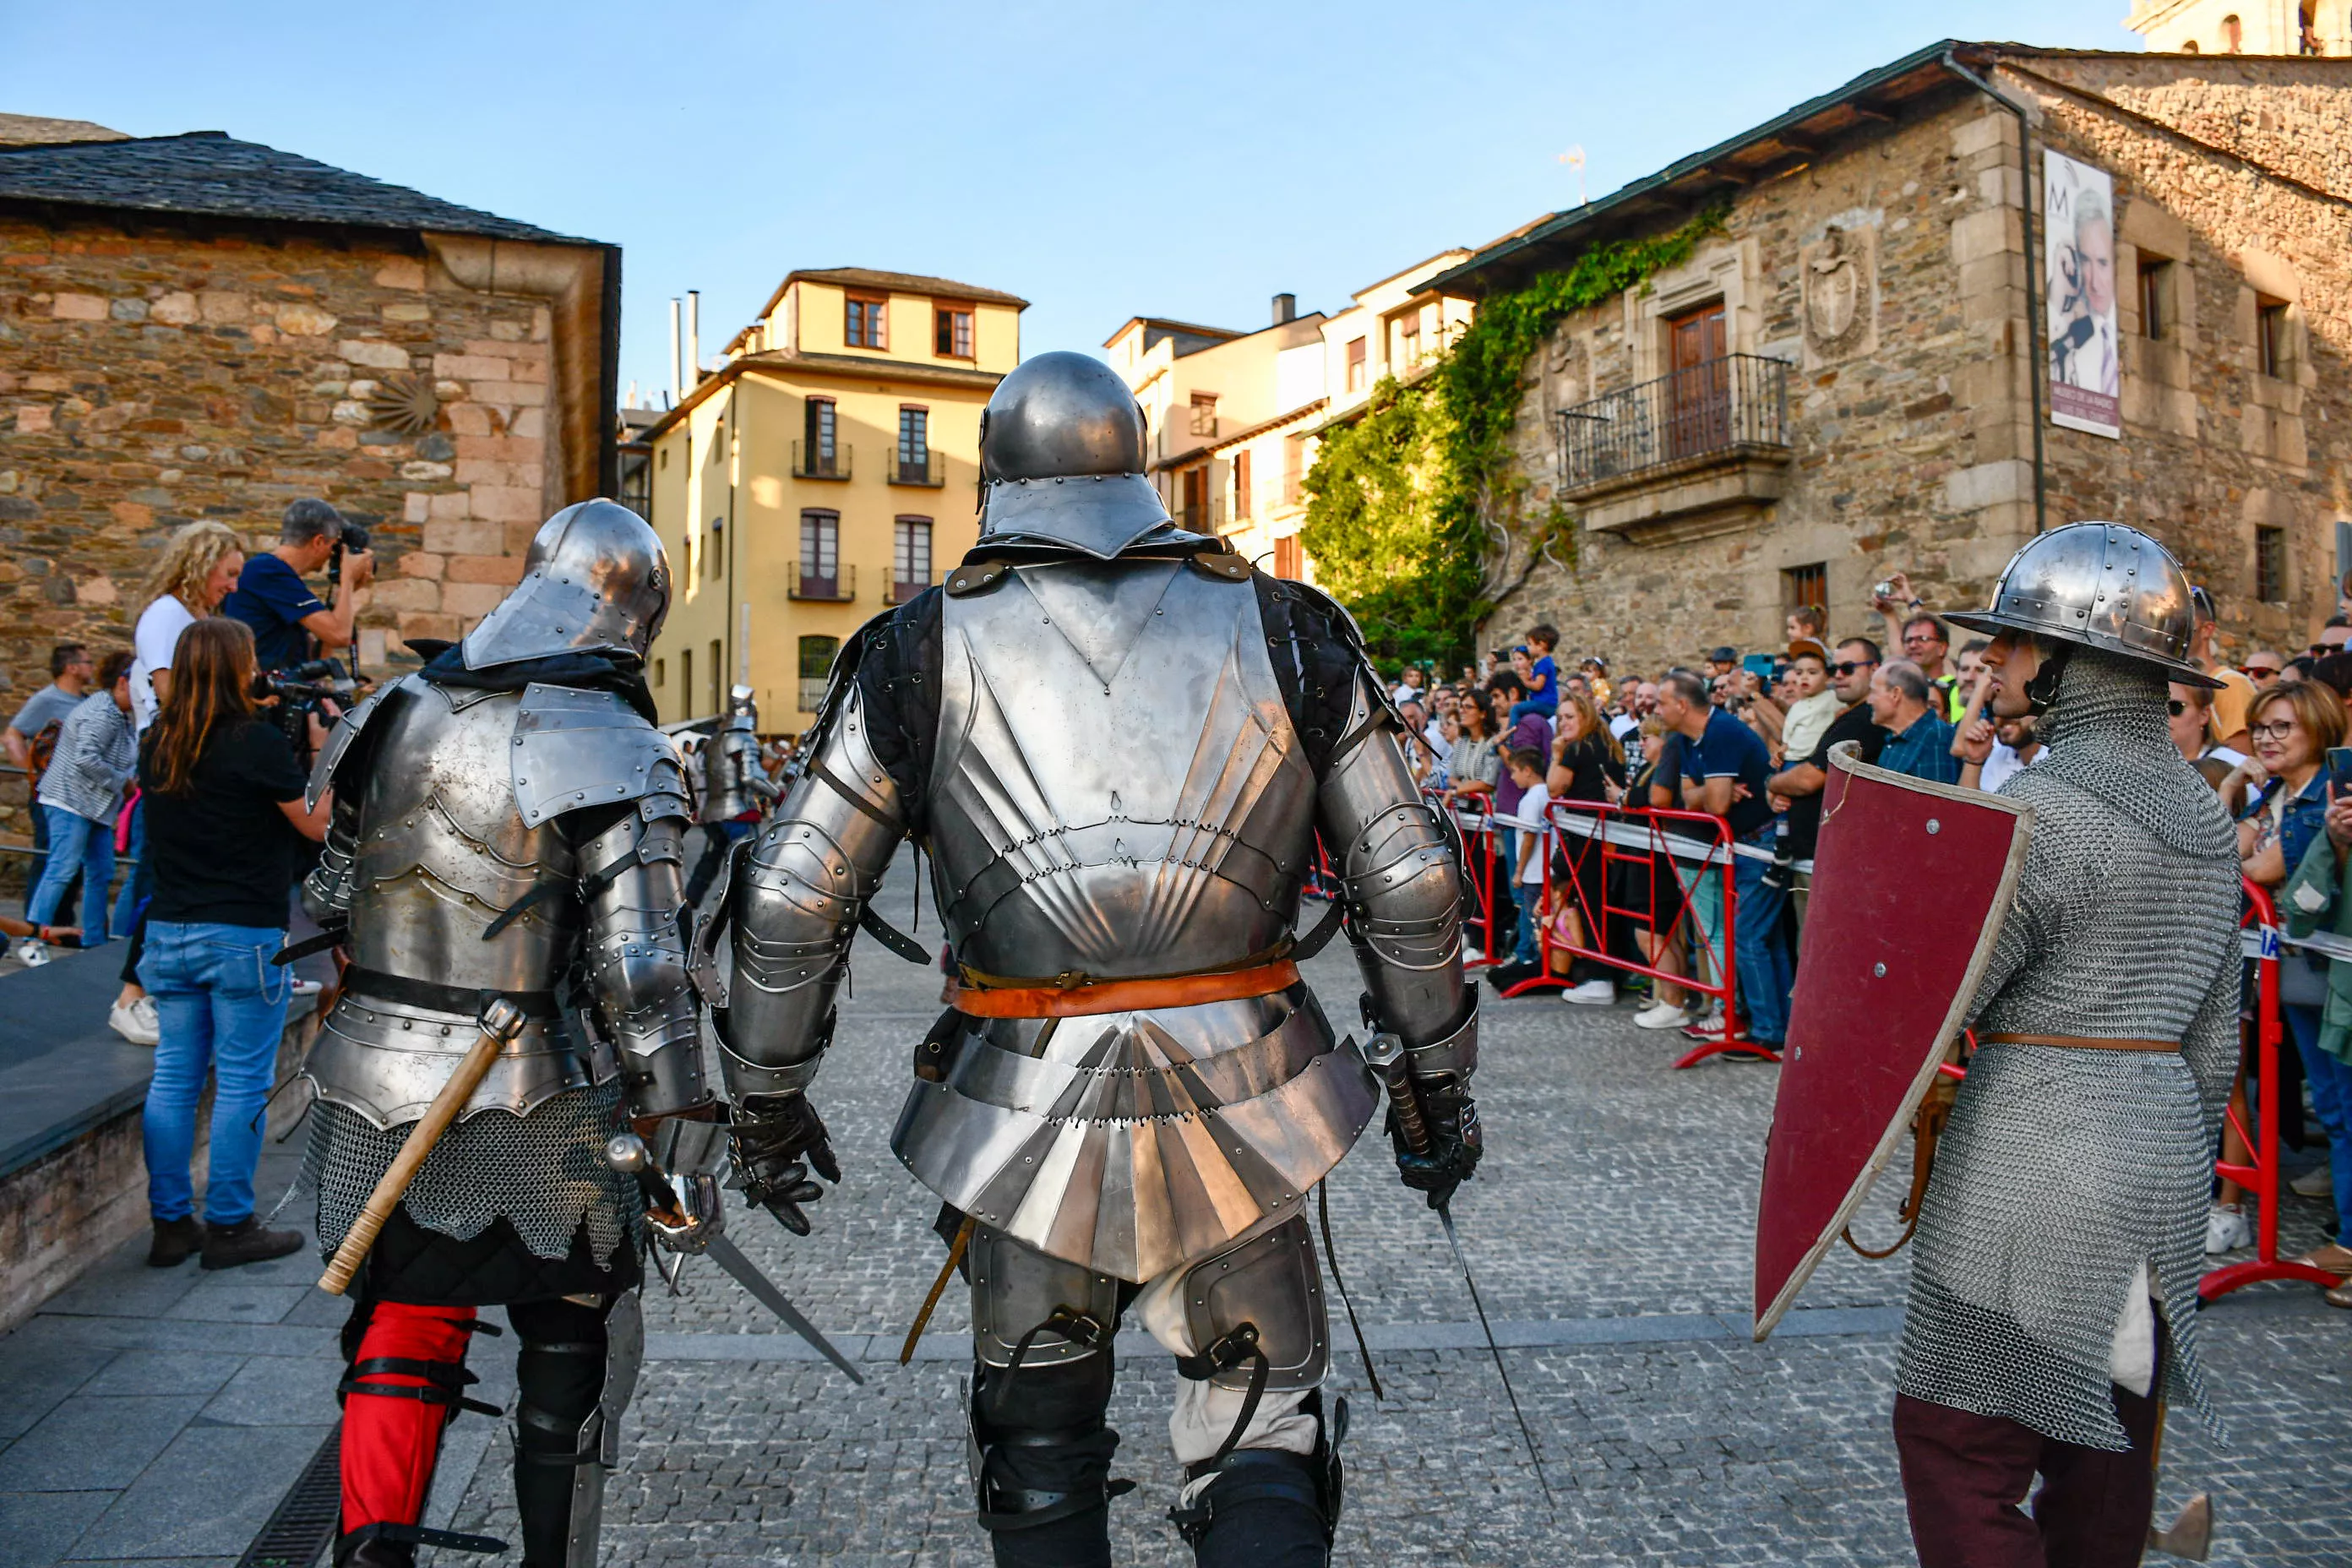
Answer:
[{"left": 0, "top": 130, "right": 595, "bottom": 245}]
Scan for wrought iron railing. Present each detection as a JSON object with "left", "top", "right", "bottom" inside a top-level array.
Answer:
[
  {"left": 890, "top": 450, "right": 942, "bottom": 486},
  {"left": 1555, "top": 353, "right": 1789, "bottom": 491},
  {"left": 885, "top": 570, "right": 939, "bottom": 606},
  {"left": 789, "top": 561, "right": 855, "bottom": 602},
  {"left": 792, "top": 440, "right": 851, "bottom": 480}
]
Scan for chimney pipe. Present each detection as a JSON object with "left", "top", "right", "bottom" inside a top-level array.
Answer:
[
  {"left": 667, "top": 298, "right": 683, "bottom": 401},
  {"left": 1271, "top": 292, "right": 1296, "bottom": 325},
  {"left": 687, "top": 291, "right": 701, "bottom": 386}
]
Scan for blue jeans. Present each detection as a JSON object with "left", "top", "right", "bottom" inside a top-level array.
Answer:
[
  {"left": 112, "top": 797, "right": 144, "bottom": 938},
  {"left": 139, "top": 921, "right": 291, "bottom": 1225},
  {"left": 2285, "top": 1003, "right": 2352, "bottom": 1240},
  {"left": 1507, "top": 699, "right": 1555, "bottom": 728},
  {"left": 27, "top": 804, "right": 113, "bottom": 945},
  {"left": 1731, "top": 825, "right": 1794, "bottom": 1045}
]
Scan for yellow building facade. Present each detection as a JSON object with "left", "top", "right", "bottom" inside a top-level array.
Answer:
[{"left": 641, "top": 267, "right": 1026, "bottom": 728}]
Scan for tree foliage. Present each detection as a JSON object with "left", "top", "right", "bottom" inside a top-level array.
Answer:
[{"left": 1299, "top": 207, "right": 1730, "bottom": 666}]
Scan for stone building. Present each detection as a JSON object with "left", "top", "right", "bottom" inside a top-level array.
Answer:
[
  {"left": 1423, "top": 41, "right": 2352, "bottom": 670},
  {"left": 0, "top": 119, "right": 620, "bottom": 706}
]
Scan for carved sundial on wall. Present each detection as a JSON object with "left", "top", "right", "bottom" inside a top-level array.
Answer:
[{"left": 367, "top": 374, "right": 441, "bottom": 436}]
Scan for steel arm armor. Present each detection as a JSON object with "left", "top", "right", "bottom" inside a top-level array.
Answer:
[
  {"left": 574, "top": 798, "right": 709, "bottom": 1119},
  {"left": 722, "top": 678, "right": 907, "bottom": 1098},
  {"left": 1317, "top": 667, "right": 1475, "bottom": 1083},
  {"left": 302, "top": 792, "right": 363, "bottom": 927}
]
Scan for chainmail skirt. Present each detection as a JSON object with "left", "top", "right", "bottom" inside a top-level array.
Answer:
[
  {"left": 302, "top": 1079, "right": 638, "bottom": 1264},
  {"left": 1898, "top": 1044, "right": 2219, "bottom": 1450}
]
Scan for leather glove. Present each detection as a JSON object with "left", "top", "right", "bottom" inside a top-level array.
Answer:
[
  {"left": 729, "top": 1092, "right": 841, "bottom": 1236},
  {"left": 1387, "top": 1075, "right": 1482, "bottom": 1211}
]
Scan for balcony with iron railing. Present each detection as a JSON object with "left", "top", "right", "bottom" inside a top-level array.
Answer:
[
  {"left": 889, "top": 449, "right": 944, "bottom": 487},
  {"left": 788, "top": 561, "right": 856, "bottom": 602},
  {"left": 884, "top": 569, "right": 939, "bottom": 606},
  {"left": 1554, "top": 353, "right": 1793, "bottom": 538},
  {"left": 792, "top": 440, "right": 851, "bottom": 480}
]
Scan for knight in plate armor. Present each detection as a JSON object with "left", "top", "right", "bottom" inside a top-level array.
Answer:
[
  {"left": 720, "top": 352, "right": 1479, "bottom": 1566},
  {"left": 300, "top": 499, "right": 723, "bottom": 1568},
  {"left": 1897, "top": 523, "right": 2240, "bottom": 1566},
  {"left": 683, "top": 683, "right": 774, "bottom": 909}
]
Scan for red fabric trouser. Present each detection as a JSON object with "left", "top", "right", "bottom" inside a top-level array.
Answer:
[
  {"left": 341, "top": 1302, "right": 477, "bottom": 1536},
  {"left": 1891, "top": 1378, "right": 2160, "bottom": 1568}
]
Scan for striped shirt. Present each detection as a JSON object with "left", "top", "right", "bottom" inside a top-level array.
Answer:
[{"left": 36, "top": 690, "right": 135, "bottom": 825}]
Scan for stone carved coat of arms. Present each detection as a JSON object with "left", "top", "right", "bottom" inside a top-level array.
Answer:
[{"left": 1800, "top": 225, "right": 1877, "bottom": 368}]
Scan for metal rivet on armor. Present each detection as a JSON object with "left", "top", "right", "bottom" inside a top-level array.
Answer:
[
  {"left": 1925, "top": 819, "right": 1940, "bottom": 835},
  {"left": 1873, "top": 962, "right": 1887, "bottom": 977}
]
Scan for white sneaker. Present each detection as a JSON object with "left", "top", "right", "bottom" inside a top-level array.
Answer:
[
  {"left": 2289, "top": 1165, "right": 2335, "bottom": 1200},
  {"left": 14, "top": 939, "right": 49, "bottom": 967},
  {"left": 2203, "top": 1204, "right": 2251, "bottom": 1255},
  {"left": 1561, "top": 979, "right": 1617, "bottom": 1006},
  {"left": 109, "top": 996, "right": 161, "bottom": 1046},
  {"left": 1633, "top": 1001, "right": 1694, "bottom": 1030}
]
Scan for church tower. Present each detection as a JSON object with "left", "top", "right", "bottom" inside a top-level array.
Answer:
[{"left": 2127, "top": 0, "right": 2348, "bottom": 54}]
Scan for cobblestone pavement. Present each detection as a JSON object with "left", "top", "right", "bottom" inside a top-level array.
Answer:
[{"left": 403, "top": 868, "right": 2350, "bottom": 1568}]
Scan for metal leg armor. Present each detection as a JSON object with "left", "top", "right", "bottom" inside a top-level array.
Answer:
[
  {"left": 508, "top": 1289, "right": 641, "bottom": 1568},
  {"left": 964, "top": 1225, "right": 1130, "bottom": 1568}
]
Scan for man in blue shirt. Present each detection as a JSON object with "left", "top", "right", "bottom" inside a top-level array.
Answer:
[
  {"left": 1870, "top": 659, "right": 1962, "bottom": 785},
  {"left": 222, "top": 498, "right": 373, "bottom": 670},
  {"left": 1658, "top": 668, "right": 1794, "bottom": 1048}
]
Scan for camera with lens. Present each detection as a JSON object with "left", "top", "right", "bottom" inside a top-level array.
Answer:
[
  {"left": 253, "top": 657, "right": 353, "bottom": 765},
  {"left": 327, "top": 519, "right": 371, "bottom": 587}
]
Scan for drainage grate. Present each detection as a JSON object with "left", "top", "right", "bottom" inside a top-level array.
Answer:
[{"left": 238, "top": 1423, "right": 342, "bottom": 1568}]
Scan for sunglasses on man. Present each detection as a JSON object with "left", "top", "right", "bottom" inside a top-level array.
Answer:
[
  {"left": 2241, "top": 665, "right": 2280, "bottom": 678},
  {"left": 1832, "top": 659, "right": 1879, "bottom": 675}
]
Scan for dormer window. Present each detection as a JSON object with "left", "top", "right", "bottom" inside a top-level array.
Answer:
[
  {"left": 846, "top": 293, "right": 887, "bottom": 350},
  {"left": 935, "top": 305, "right": 974, "bottom": 359}
]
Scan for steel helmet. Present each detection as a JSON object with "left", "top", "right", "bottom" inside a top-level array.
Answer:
[
  {"left": 1943, "top": 521, "right": 2218, "bottom": 689},
  {"left": 460, "top": 498, "right": 672, "bottom": 670},
  {"left": 977, "top": 351, "right": 1173, "bottom": 558}
]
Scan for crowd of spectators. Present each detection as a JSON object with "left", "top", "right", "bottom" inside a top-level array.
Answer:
[{"left": 1396, "top": 580, "right": 2349, "bottom": 1298}]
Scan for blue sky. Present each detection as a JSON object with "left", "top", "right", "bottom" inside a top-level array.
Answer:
[{"left": 3, "top": 1, "right": 2138, "bottom": 406}]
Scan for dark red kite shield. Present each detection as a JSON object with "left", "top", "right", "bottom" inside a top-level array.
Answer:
[{"left": 1753, "top": 742, "right": 2032, "bottom": 1339}]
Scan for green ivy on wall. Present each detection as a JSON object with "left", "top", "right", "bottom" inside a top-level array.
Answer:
[{"left": 1300, "top": 205, "right": 1729, "bottom": 665}]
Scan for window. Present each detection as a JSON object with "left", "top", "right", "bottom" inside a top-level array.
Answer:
[
  {"left": 2257, "top": 525, "right": 2286, "bottom": 602},
  {"left": 679, "top": 647, "right": 694, "bottom": 716},
  {"left": 1345, "top": 337, "right": 1367, "bottom": 394},
  {"left": 798, "top": 634, "right": 839, "bottom": 714},
  {"left": 1233, "top": 449, "right": 1252, "bottom": 521},
  {"left": 658, "top": 446, "right": 668, "bottom": 468},
  {"left": 1400, "top": 313, "right": 1422, "bottom": 367},
  {"left": 898, "top": 406, "right": 929, "bottom": 482},
  {"left": 2221, "top": 14, "right": 2242, "bottom": 52},
  {"left": 1781, "top": 563, "right": 1828, "bottom": 618},
  {"left": 2301, "top": 0, "right": 2321, "bottom": 52},
  {"left": 1273, "top": 535, "right": 1302, "bottom": 580},
  {"left": 1282, "top": 433, "right": 1305, "bottom": 504},
  {"left": 2257, "top": 297, "right": 2289, "bottom": 378},
  {"left": 2137, "top": 254, "right": 2173, "bottom": 341},
  {"left": 894, "top": 516, "right": 933, "bottom": 602},
  {"left": 1189, "top": 394, "right": 1218, "bottom": 438},
  {"left": 845, "top": 293, "right": 887, "bottom": 349},
  {"left": 802, "top": 396, "right": 841, "bottom": 477},
  {"left": 653, "top": 656, "right": 666, "bottom": 689},
  {"left": 799, "top": 509, "right": 841, "bottom": 598},
  {"left": 708, "top": 640, "right": 722, "bottom": 716},
  {"left": 707, "top": 516, "right": 725, "bottom": 580},
  {"left": 935, "top": 306, "right": 974, "bottom": 358},
  {"left": 1179, "top": 466, "right": 1207, "bottom": 530}
]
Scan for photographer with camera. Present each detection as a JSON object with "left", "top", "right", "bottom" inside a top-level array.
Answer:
[
  {"left": 222, "top": 498, "right": 373, "bottom": 672},
  {"left": 136, "top": 617, "right": 333, "bottom": 1270}
]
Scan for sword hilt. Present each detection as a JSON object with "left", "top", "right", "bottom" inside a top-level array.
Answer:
[
  {"left": 605, "top": 1131, "right": 686, "bottom": 1224},
  {"left": 1362, "top": 1032, "right": 1432, "bottom": 1155}
]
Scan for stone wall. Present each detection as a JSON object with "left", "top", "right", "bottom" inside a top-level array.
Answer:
[{"left": 1485, "top": 52, "right": 2352, "bottom": 672}]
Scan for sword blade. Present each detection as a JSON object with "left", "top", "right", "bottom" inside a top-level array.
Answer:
[
  {"left": 703, "top": 1233, "right": 867, "bottom": 1386},
  {"left": 1438, "top": 1202, "right": 1553, "bottom": 1510}
]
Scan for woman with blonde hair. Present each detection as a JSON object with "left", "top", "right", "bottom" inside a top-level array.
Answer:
[{"left": 112, "top": 522, "right": 247, "bottom": 1043}]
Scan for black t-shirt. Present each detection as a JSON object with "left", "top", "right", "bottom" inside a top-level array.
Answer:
[
  {"left": 1784, "top": 700, "right": 1887, "bottom": 862},
  {"left": 1550, "top": 733, "right": 1624, "bottom": 803},
  {"left": 140, "top": 717, "right": 310, "bottom": 928}
]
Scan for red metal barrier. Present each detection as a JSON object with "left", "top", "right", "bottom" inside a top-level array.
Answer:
[
  {"left": 1440, "top": 795, "right": 1503, "bottom": 971},
  {"left": 1497, "top": 799, "right": 1774, "bottom": 1065},
  {"left": 2202, "top": 879, "right": 2340, "bottom": 1301}
]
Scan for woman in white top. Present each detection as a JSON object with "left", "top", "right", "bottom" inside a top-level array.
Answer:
[{"left": 113, "top": 522, "right": 245, "bottom": 1043}]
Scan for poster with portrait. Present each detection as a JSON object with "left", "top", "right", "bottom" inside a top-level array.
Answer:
[{"left": 2044, "top": 150, "right": 2121, "bottom": 439}]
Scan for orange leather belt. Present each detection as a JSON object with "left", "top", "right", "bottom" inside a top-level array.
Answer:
[
  {"left": 945, "top": 959, "right": 1301, "bottom": 1020},
  {"left": 1979, "top": 1032, "right": 2180, "bottom": 1054}
]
